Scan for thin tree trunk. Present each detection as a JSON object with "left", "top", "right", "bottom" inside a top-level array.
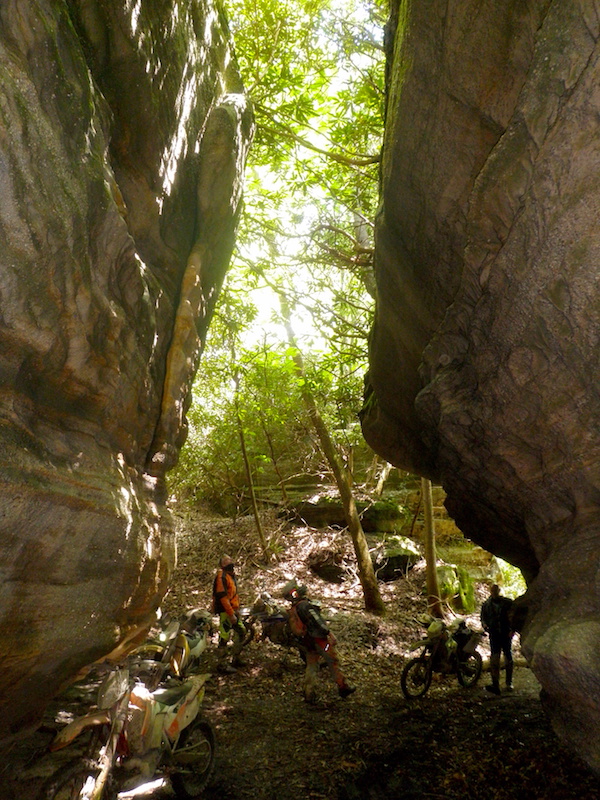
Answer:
[
  {"left": 375, "top": 461, "right": 392, "bottom": 497},
  {"left": 280, "top": 297, "right": 385, "bottom": 616},
  {"left": 421, "top": 477, "right": 443, "bottom": 618},
  {"left": 259, "top": 414, "right": 289, "bottom": 503},
  {"left": 364, "top": 453, "right": 380, "bottom": 490},
  {"left": 236, "top": 411, "right": 269, "bottom": 561},
  {"left": 232, "top": 365, "right": 269, "bottom": 562}
]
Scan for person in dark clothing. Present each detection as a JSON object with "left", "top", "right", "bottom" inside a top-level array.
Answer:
[
  {"left": 212, "top": 556, "right": 246, "bottom": 673},
  {"left": 282, "top": 579, "right": 356, "bottom": 703},
  {"left": 480, "top": 583, "right": 514, "bottom": 694}
]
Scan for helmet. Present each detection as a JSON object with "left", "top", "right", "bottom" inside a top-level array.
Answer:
[
  {"left": 281, "top": 579, "right": 308, "bottom": 601},
  {"left": 281, "top": 579, "right": 299, "bottom": 600},
  {"left": 220, "top": 556, "right": 234, "bottom": 569}
]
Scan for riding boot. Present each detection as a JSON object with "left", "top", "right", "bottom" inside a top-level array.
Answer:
[
  {"left": 230, "top": 626, "right": 246, "bottom": 668},
  {"left": 505, "top": 660, "right": 514, "bottom": 690}
]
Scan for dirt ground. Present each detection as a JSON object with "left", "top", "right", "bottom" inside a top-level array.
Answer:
[{"left": 4, "top": 510, "right": 600, "bottom": 800}]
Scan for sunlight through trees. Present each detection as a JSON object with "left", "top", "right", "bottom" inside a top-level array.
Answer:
[{"left": 171, "top": 1, "right": 389, "bottom": 610}]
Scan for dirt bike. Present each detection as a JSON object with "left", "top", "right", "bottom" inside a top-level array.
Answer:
[
  {"left": 133, "top": 608, "right": 213, "bottom": 684},
  {"left": 37, "top": 659, "right": 215, "bottom": 800},
  {"left": 401, "top": 617, "right": 483, "bottom": 699},
  {"left": 240, "top": 593, "right": 306, "bottom": 661}
]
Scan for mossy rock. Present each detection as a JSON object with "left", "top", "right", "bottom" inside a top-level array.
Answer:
[
  {"left": 288, "top": 497, "right": 404, "bottom": 532},
  {"left": 361, "top": 500, "right": 406, "bottom": 532},
  {"left": 372, "top": 535, "right": 421, "bottom": 582}
]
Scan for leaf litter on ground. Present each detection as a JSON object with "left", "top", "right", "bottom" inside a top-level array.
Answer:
[{"left": 4, "top": 507, "right": 600, "bottom": 800}]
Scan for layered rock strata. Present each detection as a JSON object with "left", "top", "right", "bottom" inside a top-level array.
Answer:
[
  {"left": 0, "top": 0, "right": 252, "bottom": 740},
  {"left": 362, "top": 0, "right": 600, "bottom": 770}
]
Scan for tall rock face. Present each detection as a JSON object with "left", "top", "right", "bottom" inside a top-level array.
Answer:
[
  {"left": 0, "top": 0, "right": 252, "bottom": 741},
  {"left": 362, "top": 0, "right": 600, "bottom": 770}
]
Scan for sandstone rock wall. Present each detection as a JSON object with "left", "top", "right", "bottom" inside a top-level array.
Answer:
[
  {"left": 362, "top": 0, "right": 600, "bottom": 770},
  {"left": 0, "top": 0, "right": 252, "bottom": 741}
]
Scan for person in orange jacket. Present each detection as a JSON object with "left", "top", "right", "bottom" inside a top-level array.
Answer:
[
  {"left": 212, "top": 556, "right": 246, "bottom": 673},
  {"left": 282, "top": 579, "right": 356, "bottom": 703}
]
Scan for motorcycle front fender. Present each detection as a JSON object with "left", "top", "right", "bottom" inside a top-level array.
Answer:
[
  {"left": 409, "top": 637, "right": 433, "bottom": 652},
  {"left": 50, "top": 709, "right": 111, "bottom": 751}
]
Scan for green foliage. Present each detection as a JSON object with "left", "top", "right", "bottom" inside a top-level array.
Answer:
[
  {"left": 436, "top": 564, "right": 476, "bottom": 613},
  {"left": 170, "top": 1, "right": 388, "bottom": 512},
  {"left": 497, "top": 557, "right": 527, "bottom": 597},
  {"left": 228, "top": 0, "right": 385, "bottom": 302},
  {"left": 456, "top": 565, "right": 476, "bottom": 613}
]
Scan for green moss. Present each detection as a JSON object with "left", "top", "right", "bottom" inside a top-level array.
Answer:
[{"left": 436, "top": 563, "right": 476, "bottom": 612}]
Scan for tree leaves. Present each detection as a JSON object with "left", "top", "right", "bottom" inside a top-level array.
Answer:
[{"left": 171, "top": 1, "right": 388, "bottom": 509}]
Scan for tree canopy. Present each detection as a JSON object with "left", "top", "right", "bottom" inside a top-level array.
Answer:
[{"left": 170, "top": 0, "right": 388, "bottom": 513}]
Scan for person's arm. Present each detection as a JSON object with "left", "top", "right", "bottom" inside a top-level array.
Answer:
[{"left": 480, "top": 601, "right": 489, "bottom": 632}]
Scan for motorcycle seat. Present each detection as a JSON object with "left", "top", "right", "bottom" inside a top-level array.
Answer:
[{"left": 152, "top": 683, "right": 191, "bottom": 705}]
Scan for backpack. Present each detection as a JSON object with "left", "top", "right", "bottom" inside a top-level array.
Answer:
[{"left": 299, "top": 601, "right": 330, "bottom": 639}]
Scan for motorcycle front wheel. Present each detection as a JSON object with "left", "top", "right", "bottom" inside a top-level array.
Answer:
[
  {"left": 37, "top": 757, "right": 118, "bottom": 800},
  {"left": 456, "top": 651, "right": 483, "bottom": 688},
  {"left": 170, "top": 719, "right": 216, "bottom": 799},
  {"left": 401, "top": 656, "right": 432, "bottom": 698}
]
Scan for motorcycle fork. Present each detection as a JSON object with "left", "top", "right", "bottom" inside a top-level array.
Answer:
[{"left": 90, "top": 690, "right": 131, "bottom": 800}]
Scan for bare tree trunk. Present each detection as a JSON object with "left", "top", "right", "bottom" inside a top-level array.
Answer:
[
  {"left": 281, "top": 297, "right": 385, "bottom": 616},
  {"left": 421, "top": 477, "right": 443, "bottom": 618}
]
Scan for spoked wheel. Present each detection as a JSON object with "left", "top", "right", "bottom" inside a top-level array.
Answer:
[
  {"left": 401, "top": 656, "right": 432, "bottom": 699},
  {"left": 457, "top": 651, "right": 483, "bottom": 687},
  {"left": 37, "top": 757, "right": 118, "bottom": 800},
  {"left": 170, "top": 719, "right": 216, "bottom": 799}
]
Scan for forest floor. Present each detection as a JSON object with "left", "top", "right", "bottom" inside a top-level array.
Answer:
[{"left": 4, "top": 508, "right": 600, "bottom": 800}]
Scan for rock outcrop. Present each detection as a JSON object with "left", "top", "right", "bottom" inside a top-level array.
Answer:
[
  {"left": 0, "top": 0, "right": 252, "bottom": 741},
  {"left": 362, "top": 0, "right": 600, "bottom": 771}
]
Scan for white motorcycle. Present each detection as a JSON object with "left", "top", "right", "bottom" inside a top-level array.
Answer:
[
  {"left": 37, "top": 661, "right": 215, "bottom": 800},
  {"left": 133, "top": 607, "right": 213, "bottom": 684}
]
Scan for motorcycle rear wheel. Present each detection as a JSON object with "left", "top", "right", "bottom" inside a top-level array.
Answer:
[
  {"left": 37, "top": 757, "right": 118, "bottom": 800},
  {"left": 241, "top": 619, "right": 255, "bottom": 647},
  {"left": 401, "top": 656, "right": 432, "bottom": 698},
  {"left": 456, "top": 651, "right": 483, "bottom": 688},
  {"left": 170, "top": 719, "right": 216, "bottom": 799}
]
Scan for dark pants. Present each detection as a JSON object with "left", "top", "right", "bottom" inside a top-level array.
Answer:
[
  {"left": 489, "top": 629, "right": 513, "bottom": 687},
  {"left": 489, "top": 629, "right": 513, "bottom": 662}
]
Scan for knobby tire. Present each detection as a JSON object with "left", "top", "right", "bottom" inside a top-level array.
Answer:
[
  {"left": 456, "top": 651, "right": 483, "bottom": 688},
  {"left": 170, "top": 719, "right": 216, "bottom": 799},
  {"left": 401, "top": 656, "right": 432, "bottom": 699}
]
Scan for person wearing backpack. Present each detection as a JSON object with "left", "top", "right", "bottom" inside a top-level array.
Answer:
[
  {"left": 282, "top": 579, "right": 356, "bottom": 703},
  {"left": 480, "top": 583, "right": 514, "bottom": 694},
  {"left": 212, "top": 556, "right": 246, "bottom": 673}
]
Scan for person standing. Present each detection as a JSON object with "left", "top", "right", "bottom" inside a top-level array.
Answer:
[
  {"left": 282, "top": 579, "right": 356, "bottom": 703},
  {"left": 212, "top": 556, "right": 246, "bottom": 673},
  {"left": 480, "top": 583, "right": 514, "bottom": 694}
]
